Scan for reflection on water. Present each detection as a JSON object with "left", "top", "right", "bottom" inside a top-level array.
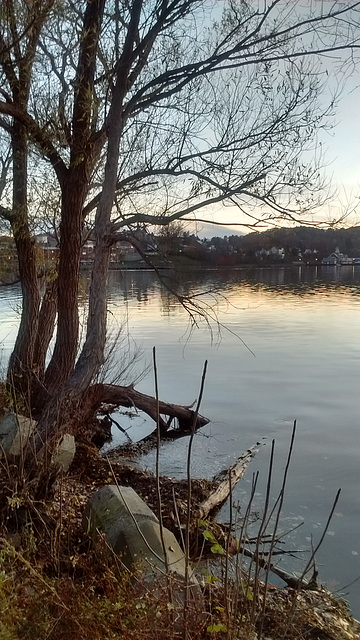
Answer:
[
  {"left": 1, "top": 265, "right": 360, "bottom": 616},
  {"left": 108, "top": 264, "right": 360, "bottom": 304},
  {"left": 107, "top": 266, "right": 360, "bottom": 617}
]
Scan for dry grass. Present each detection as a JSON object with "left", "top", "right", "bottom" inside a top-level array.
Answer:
[
  {"left": 0, "top": 456, "right": 358, "bottom": 640},
  {"left": 0, "top": 530, "right": 356, "bottom": 640},
  {"left": 0, "top": 409, "right": 358, "bottom": 639}
]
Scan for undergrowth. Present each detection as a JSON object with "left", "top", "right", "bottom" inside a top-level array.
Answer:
[
  {"left": 0, "top": 385, "right": 358, "bottom": 640},
  {"left": 0, "top": 471, "right": 357, "bottom": 640}
]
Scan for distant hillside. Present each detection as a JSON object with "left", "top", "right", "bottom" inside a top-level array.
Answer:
[{"left": 237, "top": 226, "right": 360, "bottom": 256}]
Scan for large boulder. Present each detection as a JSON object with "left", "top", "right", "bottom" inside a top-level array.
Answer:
[
  {"left": 83, "top": 485, "right": 194, "bottom": 581},
  {"left": 0, "top": 412, "right": 36, "bottom": 457}
]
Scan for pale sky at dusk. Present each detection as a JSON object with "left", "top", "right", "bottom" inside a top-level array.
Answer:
[
  {"left": 192, "top": 2, "right": 360, "bottom": 238},
  {"left": 196, "top": 73, "right": 360, "bottom": 238}
]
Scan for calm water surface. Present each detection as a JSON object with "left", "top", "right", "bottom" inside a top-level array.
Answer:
[{"left": 1, "top": 265, "right": 360, "bottom": 616}]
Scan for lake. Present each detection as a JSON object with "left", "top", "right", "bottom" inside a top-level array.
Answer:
[{"left": 1, "top": 264, "right": 360, "bottom": 617}]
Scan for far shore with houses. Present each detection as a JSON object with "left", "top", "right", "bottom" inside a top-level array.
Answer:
[
  {"left": 2, "top": 231, "right": 360, "bottom": 276},
  {"left": 35, "top": 235, "right": 360, "bottom": 268}
]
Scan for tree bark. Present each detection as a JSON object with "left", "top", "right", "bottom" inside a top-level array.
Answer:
[
  {"left": 33, "top": 278, "right": 58, "bottom": 381},
  {"left": 7, "top": 121, "right": 40, "bottom": 398},
  {"left": 43, "top": 171, "right": 86, "bottom": 395},
  {"left": 4, "top": 1, "right": 57, "bottom": 400},
  {"left": 30, "top": 278, "right": 58, "bottom": 413},
  {"left": 93, "top": 382, "right": 209, "bottom": 434},
  {"left": 43, "top": 0, "right": 106, "bottom": 397},
  {"left": 69, "top": 1, "right": 143, "bottom": 393}
]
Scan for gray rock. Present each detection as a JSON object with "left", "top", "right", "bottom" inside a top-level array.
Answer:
[
  {"left": 53, "top": 433, "right": 76, "bottom": 472},
  {"left": 83, "top": 485, "right": 194, "bottom": 580},
  {"left": 0, "top": 412, "right": 36, "bottom": 457}
]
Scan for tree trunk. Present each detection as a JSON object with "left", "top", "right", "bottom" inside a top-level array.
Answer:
[
  {"left": 68, "top": 0, "right": 142, "bottom": 394},
  {"left": 43, "top": 170, "right": 86, "bottom": 396},
  {"left": 7, "top": 121, "right": 40, "bottom": 398},
  {"left": 42, "top": 0, "right": 106, "bottom": 398},
  {"left": 29, "top": 278, "right": 58, "bottom": 414},
  {"left": 33, "top": 278, "right": 58, "bottom": 382}
]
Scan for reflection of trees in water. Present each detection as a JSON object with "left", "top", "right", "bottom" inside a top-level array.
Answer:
[
  {"left": 159, "top": 287, "right": 178, "bottom": 317},
  {"left": 107, "top": 267, "right": 360, "bottom": 315},
  {"left": 108, "top": 270, "right": 159, "bottom": 305}
]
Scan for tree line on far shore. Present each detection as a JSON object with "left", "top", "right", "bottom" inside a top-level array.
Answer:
[{"left": 160, "top": 225, "right": 360, "bottom": 265}]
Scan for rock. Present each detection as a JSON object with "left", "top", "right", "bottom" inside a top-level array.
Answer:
[
  {"left": 83, "top": 485, "right": 195, "bottom": 581},
  {"left": 53, "top": 433, "right": 76, "bottom": 472},
  {"left": 0, "top": 412, "right": 36, "bottom": 457}
]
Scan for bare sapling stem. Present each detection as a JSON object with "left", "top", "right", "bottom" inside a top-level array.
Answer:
[
  {"left": 152, "top": 347, "right": 170, "bottom": 579},
  {"left": 237, "top": 471, "right": 259, "bottom": 629},
  {"left": 257, "top": 421, "right": 297, "bottom": 640},
  {"left": 281, "top": 487, "right": 342, "bottom": 640},
  {"left": 250, "top": 439, "right": 275, "bottom": 627},
  {"left": 302, "top": 488, "right": 341, "bottom": 581},
  {"left": 183, "top": 359, "right": 208, "bottom": 640},
  {"left": 225, "top": 469, "right": 232, "bottom": 638}
]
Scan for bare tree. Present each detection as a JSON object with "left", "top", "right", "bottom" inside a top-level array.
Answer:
[{"left": 0, "top": 0, "right": 359, "bottom": 482}]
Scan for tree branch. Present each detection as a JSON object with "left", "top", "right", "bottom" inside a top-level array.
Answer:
[
  {"left": 122, "top": 3, "right": 360, "bottom": 116},
  {"left": 0, "top": 101, "right": 67, "bottom": 186}
]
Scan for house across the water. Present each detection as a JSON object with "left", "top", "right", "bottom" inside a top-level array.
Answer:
[{"left": 321, "top": 247, "right": 353, "bottom": 266}]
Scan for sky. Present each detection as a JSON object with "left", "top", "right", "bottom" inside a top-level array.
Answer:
[
  {"left": 195, "top": 74, "right": 360, "bottom": 238},
  {"left": 191, "top": 3, "right": 360, "bottom": 238}
]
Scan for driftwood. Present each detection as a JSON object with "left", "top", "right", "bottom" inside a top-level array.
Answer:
[{"left": 196, "top": 443, "right": 261, "bottom": 519}]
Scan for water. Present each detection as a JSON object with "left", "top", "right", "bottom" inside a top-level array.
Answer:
[{"left": 1, "top": 265, "right": 360, "bottom": 616}]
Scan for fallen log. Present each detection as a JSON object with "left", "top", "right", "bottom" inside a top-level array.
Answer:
[
  {"left": 196, "top": 442, "right": 262, "bottom": 519},
  {"left": 93, "top": 383, "right": 209, "bottom": 436}
]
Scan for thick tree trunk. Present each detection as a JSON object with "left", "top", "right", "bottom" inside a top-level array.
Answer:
[
  {"left": 43, "top": 171, "right": 86, "bottom": 396},
  {"left": 68, "top": 235, "right": 111, "bottom": 391},
  {"left": 68, "top": 1, "right": 142, "bottom": 394},
  {"left": 69, "top": 123, "right": 124, "bottom": 391},
  {"left": 7, "top": 122, "right": 40, "bottom": 397},
  {"left": 33, "top": 278, "right": 58, "bottom": 381},
  {"left": 43, "top": 0, "right": 106, "bottom": 398}
]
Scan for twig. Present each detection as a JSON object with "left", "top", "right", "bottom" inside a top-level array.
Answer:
[
  {"left": 105, "top": 412, "right": 132, "bottom": 442},
  {"left": 251, "top": 439, "right": 275, "bottom": 627},
  {"left": 183, "top": 359, "right": 208, "bottom": 640},
  {"left": 153, "top": 347, "right": 171, "bottom": 593},
  {"left": 258, "top": 421, "right": 297, "bottom": 639}
]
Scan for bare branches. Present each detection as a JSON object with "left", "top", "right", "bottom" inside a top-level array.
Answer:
[
  {"left": 2, "top": 0, "right": 359, "bottom": 229},
  {"left": 123, "top": 2, "right": 360, "bottom": 118}
]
